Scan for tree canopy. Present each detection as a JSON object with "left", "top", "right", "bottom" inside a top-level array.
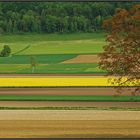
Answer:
[
  {"left": 0, "top": 2, "right": 139, "bottom": 34},
  {"left": 99, "top": 4, "right": 140, "bottom": 95}
]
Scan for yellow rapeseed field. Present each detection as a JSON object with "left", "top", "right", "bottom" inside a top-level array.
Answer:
[{"left": 0, "top": 76, "right": 137, "bottom": 87}]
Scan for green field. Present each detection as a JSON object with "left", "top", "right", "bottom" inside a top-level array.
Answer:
[
  {"left": 0, "top": 33, "right": 106, "bottom": 74},
  {"left": 0, "top": 95, "right": 139, "bottom": 102},
  {"left": 0, "top": 54, "right": 77, "bottom": 64},
  {"left": 0, "top": 63, "right": 106, "bottom": 74}
]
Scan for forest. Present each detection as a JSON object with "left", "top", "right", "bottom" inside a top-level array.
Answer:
[{"left": 0, "top": 2, "right": 139, "bottom": 34}]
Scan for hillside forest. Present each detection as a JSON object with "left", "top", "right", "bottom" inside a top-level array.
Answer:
[{"left": 0, "top": 2, "right": 139, "bottom": 34}]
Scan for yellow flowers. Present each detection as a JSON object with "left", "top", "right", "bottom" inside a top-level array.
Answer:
[{"left": 0, "top": 76, "right": 137, "bottom": 87}]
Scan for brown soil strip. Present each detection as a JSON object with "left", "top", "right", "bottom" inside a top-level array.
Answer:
[
  {"left": 0, "top": 87, "right": 135, "bottom": 96},
  {"left": 0, "top": 101, "right": 140, "bottom": 108},
  {"left": 62, "top": 54, "right": 100, "bottom": 63},
  {"left": 0, "top": 110, "right": 140, "bottom": 120},
  {"left": 0, "top": 120, "right": 140, "bottom": 138}
]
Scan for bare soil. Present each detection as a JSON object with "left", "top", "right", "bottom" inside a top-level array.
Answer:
[
  {"left": 0, "top": 87, "right": 139, "bottom": 108},
  {"left": 0, "top": 120, "right": 140, "bottom": 138},
  {"left": 62, "top": 55, "right": 100, "bottom": 63},
  {"left": 0, "top": 87, "right": 135, "bottom": 96},
  {"left": 0, "top": 110, "right": 140, "bottom": 120},
  {"left": 0, "top": 101, "right": 140, "bottom": 108}
]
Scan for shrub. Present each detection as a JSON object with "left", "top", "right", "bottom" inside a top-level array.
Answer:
[{"left": 0, "top": 45, "right": 11, "bottom": 57}]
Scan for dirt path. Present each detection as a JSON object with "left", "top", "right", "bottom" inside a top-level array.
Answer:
[
  {"left": 0, "top": 120, "right": 140, "bottom": 138},
  {"left": 0, "top": 87, "right": 135, "bottom": 96},
  {"left": 0, "top": 101, "right": 140, "bottom": 108}
]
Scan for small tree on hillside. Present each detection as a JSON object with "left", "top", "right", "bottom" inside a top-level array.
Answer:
[
  {"left": 30, "top": 56, "right": 37, "bottom": 73},
  {"left": 0, "top": 45, "right": 11, "bottom": 57},
  {"left": 99, "top": 5, "right": 140, "bottom": 95}
]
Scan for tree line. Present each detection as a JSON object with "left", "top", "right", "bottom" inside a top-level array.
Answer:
[{"left": 0, "top": 2, "right": 139, "bottom": 34}]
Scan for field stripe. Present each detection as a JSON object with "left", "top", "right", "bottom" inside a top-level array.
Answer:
[
  {"left": 0, "top": 101, "right": 140, "bottom": 108},
  {"left": 0, "top": 110, "right": 140, "bottom": 120},
  {"left": 0, "top": 95, "right": 140, "bottom": 101},
  {"left": 0, "top": 120, "right": 140, "bottom": 138},
  {"left": 0, "top": 76, "right": 138, "bottom": 87}
]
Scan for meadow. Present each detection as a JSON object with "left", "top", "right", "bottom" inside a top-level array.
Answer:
[{"left": 0, "top": 33, "right": 106, "bottom": 74}]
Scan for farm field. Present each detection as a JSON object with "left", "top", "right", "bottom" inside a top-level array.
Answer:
[
  {"left": 0, "top": 120, "right": 140, "bottom": 138},
  {"left": 1, "top": 110, "right": 140, "bottom": 120},
  {"left": 0, "top": 33, "right": 106, "bottom": 74},
  {"left": 0, "top": 87, "right": 139, "bottom": 109},
  {"left": 0, "top": 75, "right": 138, "bottom": 87},
  {"left": 0, "top": 101, "right": 140, "bottom": 108},
  {"left": 0, "top": 110, "right": 140, "bottom": 138},
  {"left": 0, "top": 63, "right": 105, "bottom": 74},
  {"left": 0, "top": 87, "right": 134, "bottom": 96},
  {"left": 0, "top": 20, "right": 139, "bottom": 139},
  {"left": 0, "top": 95, "right": 140, "bottom": 102},
  {"left": 0, "top": 33, "right": 105, "bottom": 54},
  {"left": 0, "top": 87, "right": 139, "bottom": 108},
  {"left": 0, "top": 2, "right": 140, "bottom": 139}
]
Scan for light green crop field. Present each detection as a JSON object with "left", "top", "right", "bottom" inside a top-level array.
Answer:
[
  {"left": 0, "top": 33, "right": 106, "bottom": 74},
  {"left": 0, "top": 33, "right": 105, "bottom": 55}
]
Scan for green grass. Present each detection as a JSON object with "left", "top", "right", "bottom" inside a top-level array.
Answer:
[
  {"left": 0, "top": 95, "right": 139, "bottom": 102},
  {"left": 18, "top": 40, "right": 105, "bottom": 55},
  {"left": 0, "top": 64, "right": 29, "bottom": 73},
  {"left": 0, "top": 63, "right": 105, "bottom": 74},
  {"left": 0, "top": 33, "right": 106, "bottom": 55},
  {"left": 12, "top": 45, "right": 31, "bottom": 55},
  {"left": 0, "top": 106, "right": 139, "bottom": 111},
  {"left": 0, "top": 54, "right": 77, "bottom": 64},
  {"left": 19, "top": 63, "right": 105, "bottom": 74},
  {"left": 0, "top": 33, "right": 106, "bottom": 42}
]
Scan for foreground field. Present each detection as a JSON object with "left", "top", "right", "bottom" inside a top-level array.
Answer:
[
  {"left": 0, "top": 110, "right": 140, "bottom": 138},
  {"left": 0, "top": 120, "right": 140, "bottom": 138},
  {"left": 0, "top": 110, "right": 140, "bottom": 120}
]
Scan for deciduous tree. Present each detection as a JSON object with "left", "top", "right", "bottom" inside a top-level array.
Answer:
[{"left": 99, "top": 5, "right": 140, "bottom": 95}]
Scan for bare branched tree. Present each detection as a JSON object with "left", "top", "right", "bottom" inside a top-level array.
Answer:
[{"left": 30, "top": 56, "right": 37, "bottom": 73}]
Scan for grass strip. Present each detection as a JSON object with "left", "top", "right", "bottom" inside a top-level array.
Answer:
[
  {"left": 0, "top": 106, "right": 139, "bottom": 111},
  {"left": 0, "top": 54, "right": 78, "bottom": 64},
  {"left": 0, "top": 95, "right": 140, "bottom": 102}
]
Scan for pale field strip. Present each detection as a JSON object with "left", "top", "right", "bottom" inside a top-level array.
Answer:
[
  {"left": 62, "top": 55, "right": 100, "bottom": 63},
  {"left": 0, "top": 110, "right": 140, "bottom": 120},
  {"left": 0, "top": 76, "right": 137, "bottom": 87}
]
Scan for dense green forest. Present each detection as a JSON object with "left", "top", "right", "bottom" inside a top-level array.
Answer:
[{"left": 0, "top": 2, "right": 139, "bottom": 34}]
